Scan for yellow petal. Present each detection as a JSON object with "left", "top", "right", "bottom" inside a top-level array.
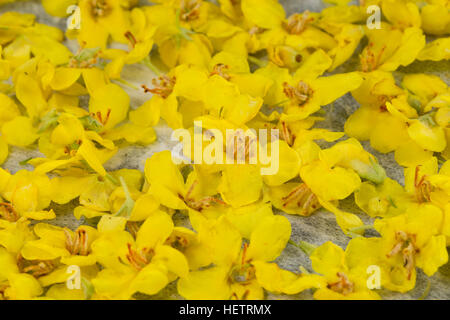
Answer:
[{"left": 247, "top": 215, "right": 291, "bottom": 262}]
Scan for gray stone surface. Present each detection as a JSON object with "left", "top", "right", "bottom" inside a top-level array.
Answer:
[{"left": 1, "top": 0, "right": 449, "bottom": 300}]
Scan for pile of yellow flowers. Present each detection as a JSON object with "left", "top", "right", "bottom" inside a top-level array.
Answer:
[{"left": 0, "top": 0, "right": 449, "bottom": 300}]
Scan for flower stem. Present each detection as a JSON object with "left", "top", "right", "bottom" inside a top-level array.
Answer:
[
  {"left": 349, "top": 224, "right": 374, "bottom": 233},
  {"left": 114, "top": 78, "right": 139, "bottom": 90},
  {"left": 418, "top": 279, "right": 431, "bottom": 300},
  {"left": 142, "top": 56, "right": 162, "bottom": 77},
  {"left": 289, "top": 240, "right": 317, "bottom": 256},
  {"left": 114, "top": 176, "right": 135, "bottom": 218},
  {"left": 105, "top": 173, "right": 119, "bottom": 186}
]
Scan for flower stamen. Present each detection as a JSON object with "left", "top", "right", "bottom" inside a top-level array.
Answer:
[
  {"left": 91, "top": 0, "right": 110, "bottom": 18},
  {"left": 210, "top": 64, "right": 231, "bottom": 81},
  {"left": 0, "top": 203, "right": 19, "bottom": 222},
  {"left": 126, "top": 243, "right": 154, "bottom": 270},
  {"left": 328, "top": 272, "right": 354, "bottom": 295},
  {"left": 17, "top": 255, "right": 55, "bottom": 278},
  {"left": 387, "top": 231, "right": 419, "bottom": 280},
  {"left": 284, "top": 11, "right": 314, "bottom": 35},
  {"left": 360, "top": 43, "right": 386, "bottom": 72},
  {"left": 282, "top": 183, "right": 320, "bottom": 216},
  {"left": 180, "top": 0, "right": 202, "bottom": 22},
  {"left": 142, "top": 76, "right": 176, "bottom": 99},
  {"left": 414, "top": 166, "right": 432, "bottom": 203},
  {"left": 64, "top": 228, "right": 90, "bottom": 256},
  {"left": 283, "top": 81, "right": 313, "bottom": 106}
]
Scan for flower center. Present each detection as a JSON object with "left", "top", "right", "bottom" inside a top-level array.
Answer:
[
  {"left": 65, "top": 228, "right": 90, "bottom": 256},
  {"left": 210, "top": 64, "right": 231, "bottom": 81},
  {"left": 0, "top": 202, "right": 19, "bottom": 222},
  {"left": 165, "top": 234, "right": 190, "bottom": 252},
  {"left": 17, "top": 255, "right": 55, "bottom": 278},
  {"left": 282, "top": 183, "right": 320, "bottom": 215},
  {"left": 126, "top": 243, "right": 154, "bottom": 270},
  {"left": 68, "top": 47, "right": 101, "bottom": 69},
  {"left": 91, "top": 0, "right": 111, "bottom": 18},
  {"left": 182, "top": 180, "right": 227, "bottom": 212},
  {"left": 360, "top": 42, "right": 386, "bottom": 73},
  {"left": 180, "top": 0, "right": 202, "bottom": 22},
  {"left": 249, "top": 26, "right": 263, "bottom": 35},
  {"left": 414, "top": 166, "right": 432, "bottom": 203},
  {"left": 328, "top": 272, "right": 354, "bottom": 295},
  {"left": 387, "top": 230, "right": 419, "bottom": 280},
  {"left": 229, "top": 244, "right": 255, "bottom": 283},
  {"left": 64, "top": 139, "right": 82, "bottom": 156},
  {"left": 142, "top": 76, "right": 176, "bottom": 99},
  {"left": 91, "top": 109, "right": 112, "bottom": 127},
  {"left": 283, "top": 81, "right": 313, "bottom": 106},
  {"left": 228, "top": 244, "right": 256, "bottom": 300},
  {"left": 283, "top": 11, "right": 314, "bottom": 35}
]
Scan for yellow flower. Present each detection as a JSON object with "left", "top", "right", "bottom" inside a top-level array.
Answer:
[
  {"left": 307, "top": 241, "right": 381, "bottom": 300},
  {"left": 0, "top": 247, "right": 42, "bottom": 300},
  {"left": 21, "top": 223, "right": 98, "bottom": 266},
  {"left": 145, "top": 150, "right": 229, "bottom": 214},
  {"left": 372, "top": 205, "right": 448, "bottom": 292},
  {"left": 103, "top": 7, "right": 157, "bottom": 79},
  {"left": 145, "top": 1, "right": 213, "bottom": 69},
  {"left": 73, "top": 169, "right": 146, "bottom": 220},
  {"left": 346, "top": 72, "right": 447, "bottom": 166},
  {"left": 241, "top": 1, "right": 338, "bottom": 55},
  {"left": 359, "top": 25, "right": 425, "bottom": 72},
  {"left": 178, "top": 215, "right": 294, "bottom": 299},
  {"left": 0, "top": 169, "right": 54, "bottom": 221},
  {"left": 0, "top": 12, "right": 72, "bottom": 67},
  {"left": 0, "top": 218, "right": 34, "bottom": 254},
  {"left": 404, "top": 157, "right": 450, "bottom": 210},
  {"left": 70, "top": 0, "right": 131, "bottom": 48},
  {"left": 355, "top": 178, "right": 408, "bottom": 218},
  {"left": 91, "top": 211, "right": 189, "bottom": 299},
  {"left": 257, "top": 50, "right": 363, "bottom": 121},
  {"left": 297, "top": 139, "right": 387, "bottom": 234}
]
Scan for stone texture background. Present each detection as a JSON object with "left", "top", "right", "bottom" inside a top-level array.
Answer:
[{"left": 1, "top": 0, "right": 449, "bottom": 300}]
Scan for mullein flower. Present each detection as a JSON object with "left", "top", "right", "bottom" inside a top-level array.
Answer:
[
  {"left": 144, "top": 1, "right": 213, "bottom": 69},
  {"left": 0, "top": 12, "right": 72, "bottom": 67},
  {"left": 404, "top": 157, "right": 450, "bottom": 210},
  {"left": 178, "top": 215, "right": 295, "bottom": 299},
  {"left": 355, "top": 178, "right": 408, "bottom": 218},
  {"left": 68, "top": 0, "right": 131, "bottom": 48},
  {"left": 359, "top": 23, "right": 425, "bottom": 72},
  {"left": 305, "top": 241, "right": 381, "bottom": 300},
  {"left": 298, "top": 139, "right": 387, "bottom": 233},
  {"left": 103, "top": 7, "right": 157, "bottom": 79},
  {"left": 0, "top": 169, "right": 54, "bottom": 221},
  {"left": 21, "top": 223, "right": 98, "bottom": 267},
  {"left": 91, "top": 211, "right": 189, "bottom": 299},
  {"left": 0, "top": 247, "right": 43, "bottom": 300},
  {"left": 145, "top": 150, "right": 229, "bottom": 213},
  {"left": 373, "top": 205, "right": 448, "bottom": 292},
  {"left": 257, "top": 50, "right": 363, "bottom": 120}
]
